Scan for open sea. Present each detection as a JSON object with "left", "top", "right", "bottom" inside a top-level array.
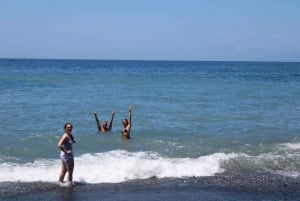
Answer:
[{"left": 0, "top": 59, "right": 300, "bottom": 200}]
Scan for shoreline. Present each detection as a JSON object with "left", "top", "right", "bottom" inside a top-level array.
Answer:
[{"left": 1, "top": 173, "right": 299, "bottom": 201}]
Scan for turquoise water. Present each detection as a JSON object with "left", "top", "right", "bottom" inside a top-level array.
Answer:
[{"left": 0, "top": 59, "right": 300, "bottom": 186}]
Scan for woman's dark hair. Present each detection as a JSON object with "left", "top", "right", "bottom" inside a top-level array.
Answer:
[
  {"left": 122, "top": 119, "right": 128, "bottom": 125},
  {"left": 64, "top": 122, "right": 73, "bottom": 129},
  {"left": 64, "top": 122, "right": 75, "bottom": 143}
]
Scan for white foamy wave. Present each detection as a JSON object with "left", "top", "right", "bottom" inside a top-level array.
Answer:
[
  {"left": 0, "top": 150, "right": 237, "bottom": 183},
  {"left": 226, "top": 152, "right": 300, "bottom": 178},
  {"left": 278, "top": 142, "right": 300, "bottom": 150}
]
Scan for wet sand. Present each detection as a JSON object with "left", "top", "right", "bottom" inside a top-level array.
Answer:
[{"left": 1, "top": 173, "right": 299, "bottom": 201}]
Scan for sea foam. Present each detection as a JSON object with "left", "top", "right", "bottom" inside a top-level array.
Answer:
[
  {"left": 278, "top": 142, "right": 300, "bottom": 150},
  {"left": 0, "top": 150, "right": 236, "bottom": 183}
]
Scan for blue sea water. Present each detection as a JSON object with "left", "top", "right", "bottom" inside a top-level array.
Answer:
[{"left": 0, "top": 59, "right": 300, "bottom": 200}]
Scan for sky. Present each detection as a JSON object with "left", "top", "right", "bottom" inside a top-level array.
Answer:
[{"left": 0, "top": 0, "right": 300, "bottom": 61}]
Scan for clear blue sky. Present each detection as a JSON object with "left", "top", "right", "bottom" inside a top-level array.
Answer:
[{"left": 0, "top": 0, "right": 299, "bottom": 61}]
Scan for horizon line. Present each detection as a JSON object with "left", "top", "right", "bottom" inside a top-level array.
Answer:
[{"left": 0, "top": 57, "right": 299, "bottom": 63}]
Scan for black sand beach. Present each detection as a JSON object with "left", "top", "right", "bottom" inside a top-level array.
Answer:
[{"left": 1, "top": 173, "right": 299, "bottom": 201}]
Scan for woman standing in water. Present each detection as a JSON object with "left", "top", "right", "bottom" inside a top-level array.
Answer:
[
  {"left": 121, "top": 106, "right": 132, "bottom": 139},
  {"left": 58, "top": 122, "right": 75, "bottom": 186}
]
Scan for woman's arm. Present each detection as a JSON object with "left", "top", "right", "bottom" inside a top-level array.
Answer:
[
  {"left": 58, "top": 134, "right": 67, "bottom": 153},
  {"left": 128, "top": 106, "right": 132, "bottom": 126},
  {"left": 94, "top": 111, "right": 103, "bottom": 132},
  {"left": 108, "top": 111, "right": 115, "bottom": 131}
]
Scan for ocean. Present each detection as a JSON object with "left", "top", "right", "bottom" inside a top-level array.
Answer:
[{"left": 0, "top": 59, "right": 300, "bottom": 200}]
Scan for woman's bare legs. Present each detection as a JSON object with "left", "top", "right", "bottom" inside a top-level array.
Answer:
[
  {"left": 59, "top": 161, "right": 67, "bottom": 182},
  {"left": 66, "top": 158, "right": 74, "bottom": 183},
  {"left": 59, "top": 159, "right": 74, "bottom": 184}
]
